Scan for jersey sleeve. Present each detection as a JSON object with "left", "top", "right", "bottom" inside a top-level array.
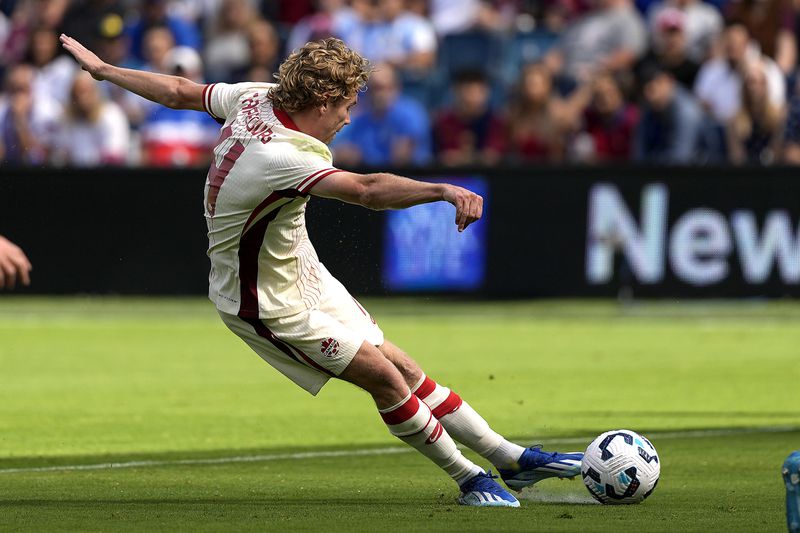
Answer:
[
  {"left": 268, "top": 148, "right": 343, "bottom": 195},
  {"left": 202, "top": 83, "right": 238, "bottom": 122}
]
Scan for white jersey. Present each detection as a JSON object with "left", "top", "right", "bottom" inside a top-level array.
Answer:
[{"left": 201, "top": 82, "right": 342, "bottom": 319}]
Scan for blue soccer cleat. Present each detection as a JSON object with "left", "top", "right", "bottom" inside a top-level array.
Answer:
[
  {"left": 785, "top": 451, "right": 800, "bottom": 533},
  {"left": 458, "top": 471, "right": 520, "bottom": 507},
  {"left": 499, "top": 445, "right": 583, "bottom": 491}
]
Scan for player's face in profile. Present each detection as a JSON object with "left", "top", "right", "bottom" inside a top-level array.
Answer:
[{"left": 320, "top": 94, "right": 358, "bottom": 144}]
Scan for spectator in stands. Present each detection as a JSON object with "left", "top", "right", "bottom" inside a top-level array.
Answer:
[
  {"left": 163, "top": 0, "right": 219, "bottom": 38},
  {"left": 433, "top": 69, "right": 507, "bottom": 166},
  {"left": 287, "top": 0, "right": 358, "bottom": 54},
  {"left": 95, "top": 13, "right": 137, "bottom": 69},
  {"left": 60, "top": 0, "right": 126, "bottom": 53},
  {"left": 138, "top": 46, "right": 219, "bottom": 167},
  {"left": 639, "top": 8, "right": 700, "bottom": 89},
  {"left": 344, "top": 0, "right": 437, "bottom": 78},
  {"left": 783, "top": 79, "right": 800, "bottom": 163},
  {"left": 51, "top": 71, "right": 130, "bottom": 166},
  {"left": 332, "top": 63, "right": 431, "bottom": 166},
  {"left": 120, "top": 25, "right": 175, "bottom": 126},
  {"left": 428, "top": 0, "right": 512, "bottom": 36},
  {"left": 0, "top": 63, "right": 61, "bottom": 166},
  {"left": 271, "top": 0, "right": 314, "bottom": 25},
  {"left": 376, "top": 0, "right": 437, "bottom": 75},
  {"left": 727, "top": 59, "right": 786, "bottom": 164},
  {"left": 125, "top": 0, "right": 201, "bottom": 63},
  {"left": 633, "top": 64, "right": 705, "bottom": 163},
  {"left": 0, "top": 234, "right": 32, "bottom": 289},
  {"left": 506, "top": 62, "right": 570, "bottom": 162},
  {"left": 93, "top": 12, "right": 146, "bottom": 135},
  {"left": 726, "top": 0, "right": 796, "bottom": 72},
  {"left": 338, "top": 0, "right": 380, "bottom": 53},
  {"left": 1, "top": 0, "right": 69, "bottom": 66},
  {"left": 230, "top": 19, "right": 280, "bottom": 83},
  {"left": 204, "top": 0, "right": 259, "bottom": 83},
  {"left": 141, "top": 25, "right": 175, "bottom": 73},
  {"left": 694, "top": 22, "right": 786, "bottom": 125},
  {"left": 428, "top": 0, "right": 483, "bottom": 35},
  {"left": 544, "top": 0, "right": 647, "bottom": 88},
  {"left": 25, "top": 26, "right": 76, "bottom": 105},
  {"left": 0, "top": 11, "right": 9, "bottom": 64},
  {"left": 647, "top": 0, "right": 723, "bottom": 63},
  {"left": 572, "top": 72, "right": 640, "bottom": 163}
]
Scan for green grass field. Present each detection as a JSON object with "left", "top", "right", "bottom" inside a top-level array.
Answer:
[{"left": 1, "top": 297, "right": 798, "bottom": 532}]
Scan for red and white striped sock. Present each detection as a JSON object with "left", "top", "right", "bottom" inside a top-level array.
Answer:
[
  {"left": 412, "top": 374, "right": 525, "bottom": 470},
  {"left": 379, "top": 393, "right": 483, "bottom": 486}
]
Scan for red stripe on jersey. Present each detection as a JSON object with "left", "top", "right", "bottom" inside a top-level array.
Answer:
[
  {"left": 203, "top": 83, "right": 218, "bottom": 118},
  {"left": 380, "top": 394, "right": 421, "bottom": 425},
  {"left": 300, "top": 169, "right": 342, "bottom": 193},
  {"left": 413, "top": 376, "right": 437, "bottom": 400},
  {"left": 237, "top": 197, "right": 285, "bottom": 318},
  {"left": 201, "top": 84, "right": 210, "bottom": 114},
  {"left": 296, "top": 168, "right": 331, "bottom": 191},
  {"left": 205, "top": 127, "right": 240, "bottom": 216},
  {"left": 242, "top": 192, "right": 295, "bottom": 234},
  {"left": 274, "top": 107, "right": 300, "bottom": 131},
  {"left": 432, "top": 391, "right": 463, "bottom": 419}
]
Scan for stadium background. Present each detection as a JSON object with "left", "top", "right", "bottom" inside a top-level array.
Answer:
[{"left": 1, "top": 1, "right": 799, "bottom": 532}]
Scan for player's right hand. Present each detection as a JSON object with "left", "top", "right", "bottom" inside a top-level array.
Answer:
[
  {"left": 0, "top": 236, "right": 32, "bottom": 289},
  {"left": 443, "top": 185, "right": 483, "bottom": 232},
  {"left": 60, "top": 34, "right": 107, "bottom": 81}
]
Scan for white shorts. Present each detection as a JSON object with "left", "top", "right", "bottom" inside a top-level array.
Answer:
[{"left": 218, "top": 267, "right": 384, "bottom": 395}]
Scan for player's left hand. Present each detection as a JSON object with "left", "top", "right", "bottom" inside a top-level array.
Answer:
[
  {"left": 0, "top": 236, "right": 32, "bottom": 289},
  {"left": 443, "top": 185, "right": 483, "bottom": 232},
  {"left": 60, "top": 34, "right": 107, "bottom": 81}
]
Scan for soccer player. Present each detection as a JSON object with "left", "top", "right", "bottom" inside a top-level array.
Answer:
[{"left": 60, "top": 34, "right": 582, "bottom": 507}]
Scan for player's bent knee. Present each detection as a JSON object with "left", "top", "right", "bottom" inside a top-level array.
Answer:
[
  {"left": 379, "top": 340, "right": 423, "bottom": 385},
  {"left": 340, "top": 341, "right": 409, "bottom": 406}
]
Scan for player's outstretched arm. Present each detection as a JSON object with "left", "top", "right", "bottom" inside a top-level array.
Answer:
[
  {"left": 311, "top": 171, "right": 482, "bottom": 232},
  {"left": 59, "top": 34, "right": 204, "bottom": 111}
]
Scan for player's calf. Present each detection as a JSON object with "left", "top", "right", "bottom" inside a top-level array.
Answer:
[
  {"left": 379, "top": 392, "right": 482, "bottom": 486},
  {"left": 341, "top": 343, "right": 488, "bottom": 492},
  {"left": 410, "top": 373, "right": 526, "bottom": 470},
  {"left": 380, "top": 393, "right": 519, "bottom": 507}
]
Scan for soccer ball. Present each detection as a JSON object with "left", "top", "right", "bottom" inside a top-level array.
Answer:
[{"left": 582, "top": 429, "right": 660, "bottom": 504}]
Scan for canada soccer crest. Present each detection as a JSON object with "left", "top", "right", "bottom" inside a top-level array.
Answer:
[{"left": 320, "top": 337, "right": 340, "bottom": 358}]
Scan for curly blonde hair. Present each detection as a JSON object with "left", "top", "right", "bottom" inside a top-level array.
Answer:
[{"left": 268, "top": 38, "right": 371, "bottom": 113}]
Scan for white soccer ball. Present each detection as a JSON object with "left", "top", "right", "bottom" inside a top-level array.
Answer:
[{"left": 582, "top": 429, "right": 660, "bottom": 504}]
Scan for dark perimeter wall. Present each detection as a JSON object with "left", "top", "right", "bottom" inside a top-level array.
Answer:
[{"left": 2, "top": 166, "right": 799, "bottom": 298}]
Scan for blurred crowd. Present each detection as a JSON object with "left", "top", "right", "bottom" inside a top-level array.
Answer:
[{"left": 1, "top": 0, "right": 799, "bottom": 168}]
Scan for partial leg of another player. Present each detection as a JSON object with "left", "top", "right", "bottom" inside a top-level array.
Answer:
[
  {"left": 339, "top": 340, "right": 520, "bottom": 507},
  {"left": 378, "top": 340, "right": 583, "bottom": 491}
]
